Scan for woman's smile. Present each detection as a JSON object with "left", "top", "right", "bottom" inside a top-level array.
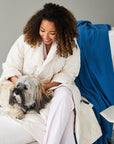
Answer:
[
  {"left": 43, "top": 39, "right": 52, "bottom": 43},
  {"left": 39, "top": 19, "right": 57, "bottom": 48}
]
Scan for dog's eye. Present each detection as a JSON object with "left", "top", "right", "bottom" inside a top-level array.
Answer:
[
  {"left": 24, "top": 85, "right": 28, "bottom": 90},
  {"left": 17, "top": 84, "right": 20, "bottom": 87}
]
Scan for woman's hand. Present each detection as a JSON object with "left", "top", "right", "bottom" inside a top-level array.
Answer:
[
  {"left": 42, "top": 83, "right": 48, "bottom": 90},
  {"left": 9, "top": 76, "right": 18, "bottom": 84},
  {"left": 42, "top": 82, "right": 61, "bottom": 90}
]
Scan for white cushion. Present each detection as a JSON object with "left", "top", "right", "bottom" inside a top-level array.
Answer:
[
  {"left": 100, "top": 105, "right": 114, "bottom": 123},
  {"left": 0, "top": 114, "right": 37, "bottom": 144}
]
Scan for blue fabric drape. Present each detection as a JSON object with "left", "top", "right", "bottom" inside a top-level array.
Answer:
[{"left": 75, "top": 20, "right": 114, "bottom": 144}]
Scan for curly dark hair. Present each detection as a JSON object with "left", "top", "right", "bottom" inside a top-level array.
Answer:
[{"left": 23, "top": 3, "right": 79, "bottom": 58}]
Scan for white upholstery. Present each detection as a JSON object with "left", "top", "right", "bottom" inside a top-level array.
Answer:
[
  {"left": 100, "top": 106, "right": 114, "bottom": 123},
  {"left": 109, "top": 27, "right": 114, "bottom": 67},
  {"left": 0, "top": 113, "right": 37, "bottom": 144}
]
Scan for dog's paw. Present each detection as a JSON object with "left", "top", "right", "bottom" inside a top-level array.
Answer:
[
  {"left": 14, "top": 110, "right": 25, "bottom": 119},
  {"left": 10, "top": 106, "right": 25, "bottom": 120},
  {"left": 27, "top": 110, "right": 38, "bottom": 114},
  {"left": 15, "top": 113, "right": 25, "bottom": 120}
]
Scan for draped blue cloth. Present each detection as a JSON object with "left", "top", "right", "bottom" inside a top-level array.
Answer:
[{"left": 75, "top": 21, "right": 114, "bottom": 144}]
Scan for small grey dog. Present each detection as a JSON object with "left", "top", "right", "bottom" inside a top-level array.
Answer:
[{"left": 0, "top": 75, "right": 53, "bottom": 119}]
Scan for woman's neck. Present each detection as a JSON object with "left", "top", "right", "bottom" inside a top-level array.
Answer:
[{"left": 45, "top": 44, "right": 51, "bottom": 54}]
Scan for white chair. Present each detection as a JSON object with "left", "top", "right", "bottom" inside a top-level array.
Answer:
[
  {"left": 100, "top": 105, "right": 114, "bottom": 124},
  {"left": 100, "top": 106, "right": 114, "bottom": 144}
]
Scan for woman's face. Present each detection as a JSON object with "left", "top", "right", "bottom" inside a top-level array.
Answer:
[{"left": 39, "top": 19, "right": 57, "bottom": 47}]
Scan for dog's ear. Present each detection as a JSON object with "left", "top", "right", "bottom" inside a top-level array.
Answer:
[
  {"left": 34, "top": 85, "right": 44, "bottom": 112},
  {"left": 35, "top": 84, "right": 53, "bottom": 112},
  {"left": 9, "top": 89, "right": 15, "bottom": 105}
]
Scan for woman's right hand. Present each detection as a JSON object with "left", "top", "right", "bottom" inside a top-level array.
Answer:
[{"left": 10, "top": 76, "right": 18, "bottom": 84}]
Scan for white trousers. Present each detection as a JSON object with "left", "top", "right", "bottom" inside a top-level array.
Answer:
[
  {"left": 0, "top": 86, "right": 75, "bottom": 144},
  {"left": 43, "top": 86, "right": 75, "bottom": 144}
]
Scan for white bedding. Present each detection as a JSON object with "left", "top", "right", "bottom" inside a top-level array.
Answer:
[{"left": 0, "top": 107, "right": 38, "bottom": 144}]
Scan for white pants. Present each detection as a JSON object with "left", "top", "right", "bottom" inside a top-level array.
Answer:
[
  {"left": 43, "top": 86, "right": 75, "bottom": 144},
  {"left": 0, "top": 86, "right": 75, "bottom": 144}
]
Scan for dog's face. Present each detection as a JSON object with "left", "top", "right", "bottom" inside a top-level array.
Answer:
[
  {"left": 9, "top": 75, "right": 53, "bottom": 115},
  {"left": 9, "top": 75, "right": 42, "bottom": 113}
]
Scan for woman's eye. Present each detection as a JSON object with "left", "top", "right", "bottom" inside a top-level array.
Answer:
[
  {"left": 50, "top": 33, "right": 56, "bottom": 35},
  {"left": 40, "top": 30, "right": 45, "bottom": 32}
]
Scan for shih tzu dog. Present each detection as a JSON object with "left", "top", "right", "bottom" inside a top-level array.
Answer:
[{"left": 0, "top": 75, "right": 53, "bottom": 119}]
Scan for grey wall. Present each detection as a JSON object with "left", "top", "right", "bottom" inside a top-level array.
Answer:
[{"left": 0, "top": 0, "right": 114, "bottom": 75}]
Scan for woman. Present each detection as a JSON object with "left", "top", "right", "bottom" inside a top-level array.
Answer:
[{"left": 0, "top": 3, "right": 101, "bottom": 144}]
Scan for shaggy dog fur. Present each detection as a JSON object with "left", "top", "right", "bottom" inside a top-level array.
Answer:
[{"left": 0, "top": 75, "right": 53, "bottom": 119}]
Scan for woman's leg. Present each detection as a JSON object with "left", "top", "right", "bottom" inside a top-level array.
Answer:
[
  {"left": 0, "top": 115, "right": 36, "bottom": 144},
  {"left": 43, "top": 86, "right": 75, "bottom": 144},
  {"left": 60, "top": 111, "right": 75, "bottom": 144}
]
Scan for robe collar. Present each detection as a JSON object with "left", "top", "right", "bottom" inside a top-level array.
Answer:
[
  {"left": 35, "top": 41, "right": 57, "bottom": 76},
  {"left": 42, "top": 41, "right": 57, "bottom": 66}
]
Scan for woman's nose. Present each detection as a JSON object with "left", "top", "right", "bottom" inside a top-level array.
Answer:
[{"left": 44, "top": 33, "right": 49, "bottom": 39}]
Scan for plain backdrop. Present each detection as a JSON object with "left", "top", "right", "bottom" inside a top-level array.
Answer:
[{"left": 0, "top": 0, "right": 114, "bottom": 75}]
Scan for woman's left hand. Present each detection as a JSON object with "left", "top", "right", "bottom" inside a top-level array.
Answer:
[
  {"left": 42, "top": 83, "right": 48, "bottom": 90},
  {"left": 42, "top": 82, "right": 61, "bottom": 90}
]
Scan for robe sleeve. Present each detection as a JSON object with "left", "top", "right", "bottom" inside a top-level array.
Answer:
[
  {"left": 0, "top": 35, "right": 25, "bottom": 81},
  {"left": 51, "top": 43, "right": 80, "bottom": 85}
]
